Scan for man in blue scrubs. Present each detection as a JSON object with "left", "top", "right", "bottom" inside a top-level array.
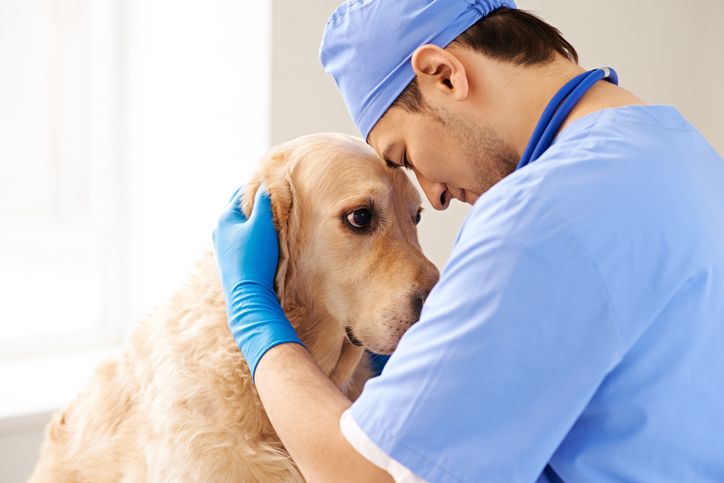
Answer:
[{"left": 213, "top": 1, "right": 724, "bottom": 481}]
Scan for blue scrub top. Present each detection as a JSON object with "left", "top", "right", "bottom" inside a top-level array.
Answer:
[{"left": 348, "top": 105, "right": 724, "bottom": 482}]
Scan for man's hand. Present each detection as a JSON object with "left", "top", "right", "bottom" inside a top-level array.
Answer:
[
  {"left": 212, "top": 185, "right": 304, "bottom": 380},
  {"left": 214, "top": 185, "right": 395, "bottom": 483}
]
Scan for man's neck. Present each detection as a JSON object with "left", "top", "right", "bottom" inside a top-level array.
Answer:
[
  {"left": 461, "top": 52, "right": 646, "bottom": 158},
  {"left": 521, "top": 58, "right": 647, "bottom": 153},
  {"left": 559, "top": 71, "right": 647, "bottom": 134}
]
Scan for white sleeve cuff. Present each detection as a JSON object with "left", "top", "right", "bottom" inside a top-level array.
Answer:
[{"left": 340, "top": 409, "right": 428, "bottom": 483}]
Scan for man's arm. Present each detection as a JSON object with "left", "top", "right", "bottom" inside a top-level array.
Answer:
[{"left": 254, "top": 343, "right": 395, "bottom": 483}]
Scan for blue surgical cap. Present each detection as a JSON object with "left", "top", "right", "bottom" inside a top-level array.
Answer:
[{"left": 320, "top": 0, "right": 517, "bottom": 140}]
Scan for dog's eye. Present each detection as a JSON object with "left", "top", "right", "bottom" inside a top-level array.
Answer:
[
  {"left": 347, "top": 209, "right": 371, "bottom": 229},
  {"left": 414, "top": 210, "right": 422, "bottom": 225}
]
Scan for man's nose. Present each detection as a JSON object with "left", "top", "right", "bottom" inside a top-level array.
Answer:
[{"left": 414, "top": 168, "right": 449, "bottom": 211}]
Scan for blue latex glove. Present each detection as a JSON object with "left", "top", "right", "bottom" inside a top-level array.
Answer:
[{"left": 212, "top": 185, "right": 304, "bottom": 381}]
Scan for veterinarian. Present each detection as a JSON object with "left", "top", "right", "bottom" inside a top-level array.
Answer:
[{"left": 213, "top": 0, "right": 724, "bottom": 481}]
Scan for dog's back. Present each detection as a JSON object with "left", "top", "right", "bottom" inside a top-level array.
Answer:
[{"left": 30, "top": 251, "right": 306, "bottom": 483}]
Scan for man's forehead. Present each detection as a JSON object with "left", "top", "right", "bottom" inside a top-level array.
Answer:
[
  {"left": 368, "top": 135, "right": 396, "bottom": 169},
  {"left": 367, "top": 108, "right": 400, "bottom": 158}
]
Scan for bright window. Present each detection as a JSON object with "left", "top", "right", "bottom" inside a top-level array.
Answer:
[
  {"left": 0, "top": 0, "right": 116, "bottom": 353},
  {"left": 0, "top": 0, "right": 272, "bottom": 360}
]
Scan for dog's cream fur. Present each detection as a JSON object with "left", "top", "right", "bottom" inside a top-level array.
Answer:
[{"left": 29, "top": 133, "right": 439, "bottom": 483}]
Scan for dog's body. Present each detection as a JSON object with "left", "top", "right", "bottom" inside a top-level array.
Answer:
[{"left": 30, "top": 133, "right": 439, "bottom": 482}]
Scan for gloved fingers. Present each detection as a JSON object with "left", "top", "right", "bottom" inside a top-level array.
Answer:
[
  {"left": 249, "top": 183, "right": 275, "bottom": 225},
  {"left": 227, "top": 184, "right": 245, "bottom": 203},
  {"left": 221, "top": 186, "right": 248, "bottom": 224}
]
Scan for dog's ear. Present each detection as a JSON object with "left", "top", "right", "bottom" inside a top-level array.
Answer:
[{"left": 241, "top": 149, "right": 297, "bottom": 309}]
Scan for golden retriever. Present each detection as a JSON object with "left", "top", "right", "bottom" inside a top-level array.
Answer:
[{"left": 29, "top": 133, "right": 440, "bottom": 482}]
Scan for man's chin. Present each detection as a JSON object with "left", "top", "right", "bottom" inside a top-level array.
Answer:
[{"left": 465, "top": 190, "right": 480, "bottom": 205}]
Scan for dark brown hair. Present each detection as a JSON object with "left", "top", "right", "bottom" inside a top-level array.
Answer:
[{"left": 392, "top": 7, "right": 578, "bottom": 113}]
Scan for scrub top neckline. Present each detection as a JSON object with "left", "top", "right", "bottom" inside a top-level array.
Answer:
[{"left": 549, "top": 104, "right": 684, "bottom": 150}]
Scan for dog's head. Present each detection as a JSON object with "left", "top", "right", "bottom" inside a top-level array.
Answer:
[{"left": 242, "top": 133, "right": 439, "bottom": 364}]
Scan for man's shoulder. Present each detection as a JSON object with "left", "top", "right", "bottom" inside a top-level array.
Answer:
[
  {"left": 460, "top": 101, "right": 724, "bottom": 274},
  {"left": 469, "top": 105, "right": 722, "bottom": 232},
  {"left": 450, "top": 104, "right": 724, "bottom": 359}
]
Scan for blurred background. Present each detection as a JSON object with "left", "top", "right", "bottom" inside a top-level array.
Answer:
[{"left": 1, "top": 0, "right": 722, "bottom": 480}]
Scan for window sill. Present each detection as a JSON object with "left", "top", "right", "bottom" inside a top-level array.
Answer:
[{"left": 0, "top": 345, "right": 121, "bottom": 431}]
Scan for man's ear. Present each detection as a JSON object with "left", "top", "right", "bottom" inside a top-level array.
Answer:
[{"left": 410, "top": 44, "right": 469, "bottom": 102}]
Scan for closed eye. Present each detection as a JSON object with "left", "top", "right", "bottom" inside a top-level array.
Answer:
[
  {"left": 384, "top": 159, "right": 401, "bottom": 170},
  {"left": 402, "top": 151, "right": 413, "bottom": 170},
  {"left": 383, "top": 150, "right": 413, "bottom": 171}
]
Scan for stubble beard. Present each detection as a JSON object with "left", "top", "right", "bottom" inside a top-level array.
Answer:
[{"left": 430, "top": 105, "right": 519, "bottom": 200}]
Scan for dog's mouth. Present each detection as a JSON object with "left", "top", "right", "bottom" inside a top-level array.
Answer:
[{"left": 345, "top": 326, "right": 364, "bottom": 347}]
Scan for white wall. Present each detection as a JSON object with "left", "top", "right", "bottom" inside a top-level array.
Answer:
[
  {"left": 0, "top": 414, "right": 53, "bottom": 483},
  {"left": 516, "top": 0, "right": 724, "bottom": 157}
]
